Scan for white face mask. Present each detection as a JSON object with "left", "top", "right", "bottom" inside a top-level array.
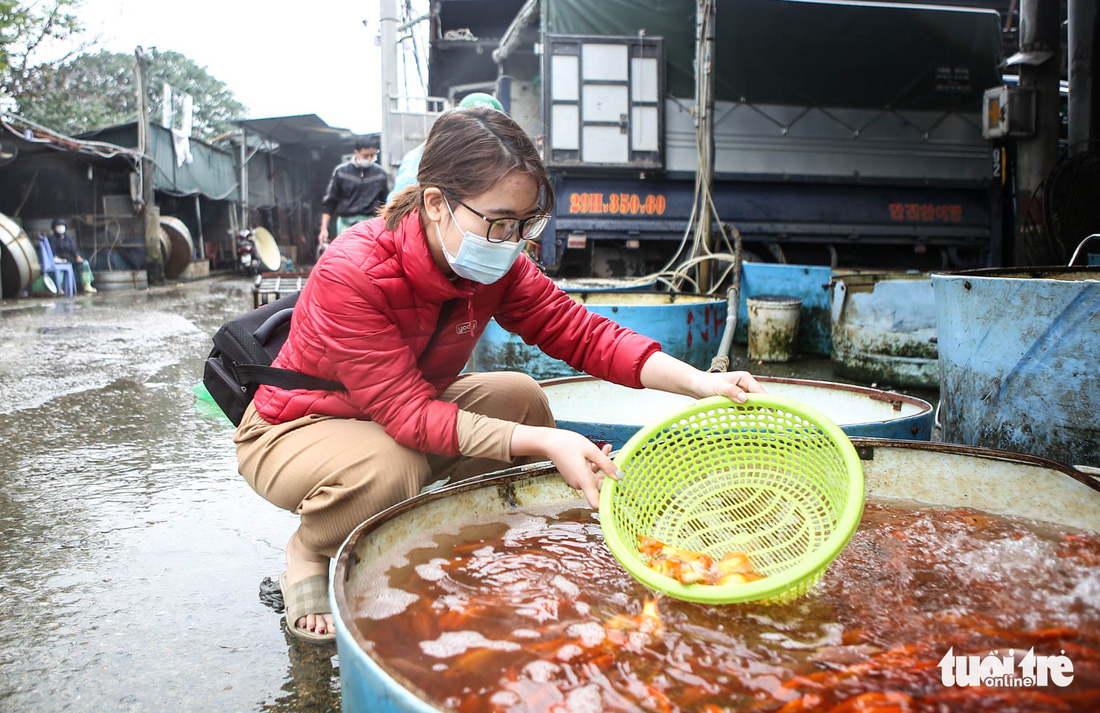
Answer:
[
  {"left": 55, "top": 225, "right": 66, "bottom": 235},
  {"left": 435, "top": 201, "right": 524, "bottom": 285}
]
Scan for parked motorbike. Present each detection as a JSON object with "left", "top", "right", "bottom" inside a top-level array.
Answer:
[{"left": 236, "top": 230, "right": 261, "bottom": 276}]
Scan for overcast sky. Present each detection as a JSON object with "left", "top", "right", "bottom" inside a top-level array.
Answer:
[{"left": 70, "top": 0, "right": 390, "bottom": 134}]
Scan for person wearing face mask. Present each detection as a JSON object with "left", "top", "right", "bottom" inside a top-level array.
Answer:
[
  {"left": 316, "top": 136, "right": 390, "bottom": 253},
  {"left": 48, "top": 218, "right": 96, "bottom": 294},
  {"left": 233, "top": 107, "right": 765, "bottom": 643}
]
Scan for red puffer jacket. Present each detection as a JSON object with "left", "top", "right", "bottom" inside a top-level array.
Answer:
[{"left": 253, "top": 211, "right": 661, "bottom": 456}]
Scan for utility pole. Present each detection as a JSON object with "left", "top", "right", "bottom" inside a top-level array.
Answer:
[
  {"left": 134, "top": 47, "right": 164, "bottom": 285},
  {"left": 1013, "top": 0, "right": 1062, "bottom": 266},
  {"left": 379, "top": 0, "right": 399, "bottom": 173}
]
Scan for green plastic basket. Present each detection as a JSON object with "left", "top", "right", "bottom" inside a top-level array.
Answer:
[{"left": 599, "top": 394, "right": 864, "bottom": 604}]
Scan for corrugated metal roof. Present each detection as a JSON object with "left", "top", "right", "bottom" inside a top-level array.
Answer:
[{"left": 232, "top": 114, "right": 362, "bottom": 147}]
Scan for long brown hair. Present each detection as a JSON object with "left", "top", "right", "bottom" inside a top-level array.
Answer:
[{"left": 381, "top": 107, "right": 554, "bottom": 231}]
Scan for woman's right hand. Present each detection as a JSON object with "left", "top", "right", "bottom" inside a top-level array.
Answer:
[{"left": 510, "top": 425, "right": 618, "bottom": 508}]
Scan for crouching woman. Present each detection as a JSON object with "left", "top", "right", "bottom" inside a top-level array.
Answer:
[{"left": 234, "top": 106, "right": 764, "bottom": 643}]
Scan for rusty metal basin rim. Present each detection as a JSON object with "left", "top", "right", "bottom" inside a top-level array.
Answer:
[{"left": 331, "top": 440, "right": 1100, "bottom": 713}]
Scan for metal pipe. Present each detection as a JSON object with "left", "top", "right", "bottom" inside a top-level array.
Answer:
[
  {"left": 135, "top": 47, "right": 164, "bottom": 285},
  {"left": 1068, "top": 0, "right": 1099, "bottom": 152},
  {"left": 194, "top": 195, "right": 205, "bottom": 259},
  {"left": 1014, "top": 0, "right": 1062, "bottom": 265},
  {"left": 239, "top": 128, "right": 248, "bottom": 230},
  {"left": 1068, "top": 234, "right": 1100, "bottom": 265},
  {"left": 492, "top": 0, "right": 539, "bottom": 64}
]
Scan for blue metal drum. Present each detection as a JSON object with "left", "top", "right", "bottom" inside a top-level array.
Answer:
[
  {"left": 334, "top": 618, "right": 438, "bottom": 713},
  {"left": 830, "top": 272, "right": 938, "bottom": 389},
  {"left": 933, "top": 267, "right": 1100, "bottom": 468},
  {"left": 735, "top": 263, "right": 834, "bottom": 356},
  {"left": 468, "top": 291, "right": 727, "bottom": 380},
  {"left": 541, "top": 376, "right": 933, "bottom": 449}
]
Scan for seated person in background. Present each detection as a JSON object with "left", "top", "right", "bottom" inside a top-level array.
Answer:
[{"left": 48, "top": 218, "right": 95, "bottom": 293}]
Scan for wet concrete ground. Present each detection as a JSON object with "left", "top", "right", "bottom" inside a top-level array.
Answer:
[
  {"left": 0, "top": 275, "right": 937, "bottom": 712},
  {"left": 1, "top": 277, "right": 339, "bottom": 712}
]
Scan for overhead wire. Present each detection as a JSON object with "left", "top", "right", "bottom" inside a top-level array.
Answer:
[{"left": 624, "top": 0, "right": 738, "bottom": 296}]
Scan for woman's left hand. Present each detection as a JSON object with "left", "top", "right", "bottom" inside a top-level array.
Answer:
[
  {"left": 687, "top": 369, "right": 767, "bottom": 404},
  {"left": 640, "top": 352, "right": 767, "bottom": 404}
]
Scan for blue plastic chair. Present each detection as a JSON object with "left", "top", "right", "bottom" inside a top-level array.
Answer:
[{"left": 37, "top": 236, "right": 76, "bottom": 297}]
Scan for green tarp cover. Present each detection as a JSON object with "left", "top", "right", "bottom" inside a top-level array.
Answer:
[
  {"left": 544, "top": 0, "right": 1003, "bottom": 111},
  {"left": 86, "top": 124, "right": 239, "bottom": 201},
  {"left": 148, "top": 125, "right": 238, "bottom": 200}
]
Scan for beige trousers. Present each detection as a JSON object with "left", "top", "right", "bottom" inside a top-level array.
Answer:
[{"left": 235, "top": 371, "right": 555, "bottom": 557}]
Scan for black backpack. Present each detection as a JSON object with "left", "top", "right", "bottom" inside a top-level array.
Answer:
[{"left": 203, "top": 292, "right": 344, "bottom": 426}]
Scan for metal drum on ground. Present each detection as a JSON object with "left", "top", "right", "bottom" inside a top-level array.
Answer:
[
  {"left": 540, "top": 375, "right": 933, "bottom": 449},
  {"left": 94, "top": 270, "right": 149, "bottom": 291},
  {"left": 468, "top": 291, "right": 726, "bottom": 380},
  {"left": 0, "top": 212, "right": 41, "bottom": 298},
  {"left": 159, "top": 216, "right": 195, "bottom": 280},
  {"left": 933, "top": 266, "right": 1100, "bottom": 469},
  {"left": 331, "top": 443, "right": 1100, "bottom": 713},
  {"left": 831, "top": 272, "right": 938, "bottom": 389}
]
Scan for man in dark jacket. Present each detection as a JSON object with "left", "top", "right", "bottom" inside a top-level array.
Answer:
[{"left": 316, "top": 137, "right": 390, "bottom": 250}]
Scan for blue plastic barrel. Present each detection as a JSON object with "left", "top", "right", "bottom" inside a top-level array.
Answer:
[{"left": 933, "top": 266, "right": 1100, "bottom": 468}]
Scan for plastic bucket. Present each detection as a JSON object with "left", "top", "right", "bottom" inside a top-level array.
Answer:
[
  {"left": 747, "top": 295, "right": 801, "bottom": 361},
  {"left": 735, "top": 263, "right": 833, "bottom": 356}
]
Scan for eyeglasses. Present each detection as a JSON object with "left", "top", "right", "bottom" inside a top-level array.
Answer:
[{"left": 447, "top": 195, "right": 551, "bottom": 243}]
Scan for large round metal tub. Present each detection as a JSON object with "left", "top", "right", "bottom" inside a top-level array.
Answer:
[
  {"left": 1, "top": 212, "right": 41, "bottom": 298},
  {"left": 933, "top": 266, "right": 1100, "bottom": 468},
  {"left": 540, "top": 375, "right": 932, "bottom": 449},
  {"left": 332, "top": 442, "right": 1100, "bottom": 713},
  {"left": 552, "top": 277, "right": 655, "bottom": 291},
  {"left": 831, "top": 272, "right": 938, "bottom": 389},
  {"left": 468, "top": 291, "right": 726, "bottom": 380},
  {"left": 159, "top": 216, "right": 195, "bottom": 280},
  {"left": 95, "top": 270, "right": 149, "bottom": 291}
]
